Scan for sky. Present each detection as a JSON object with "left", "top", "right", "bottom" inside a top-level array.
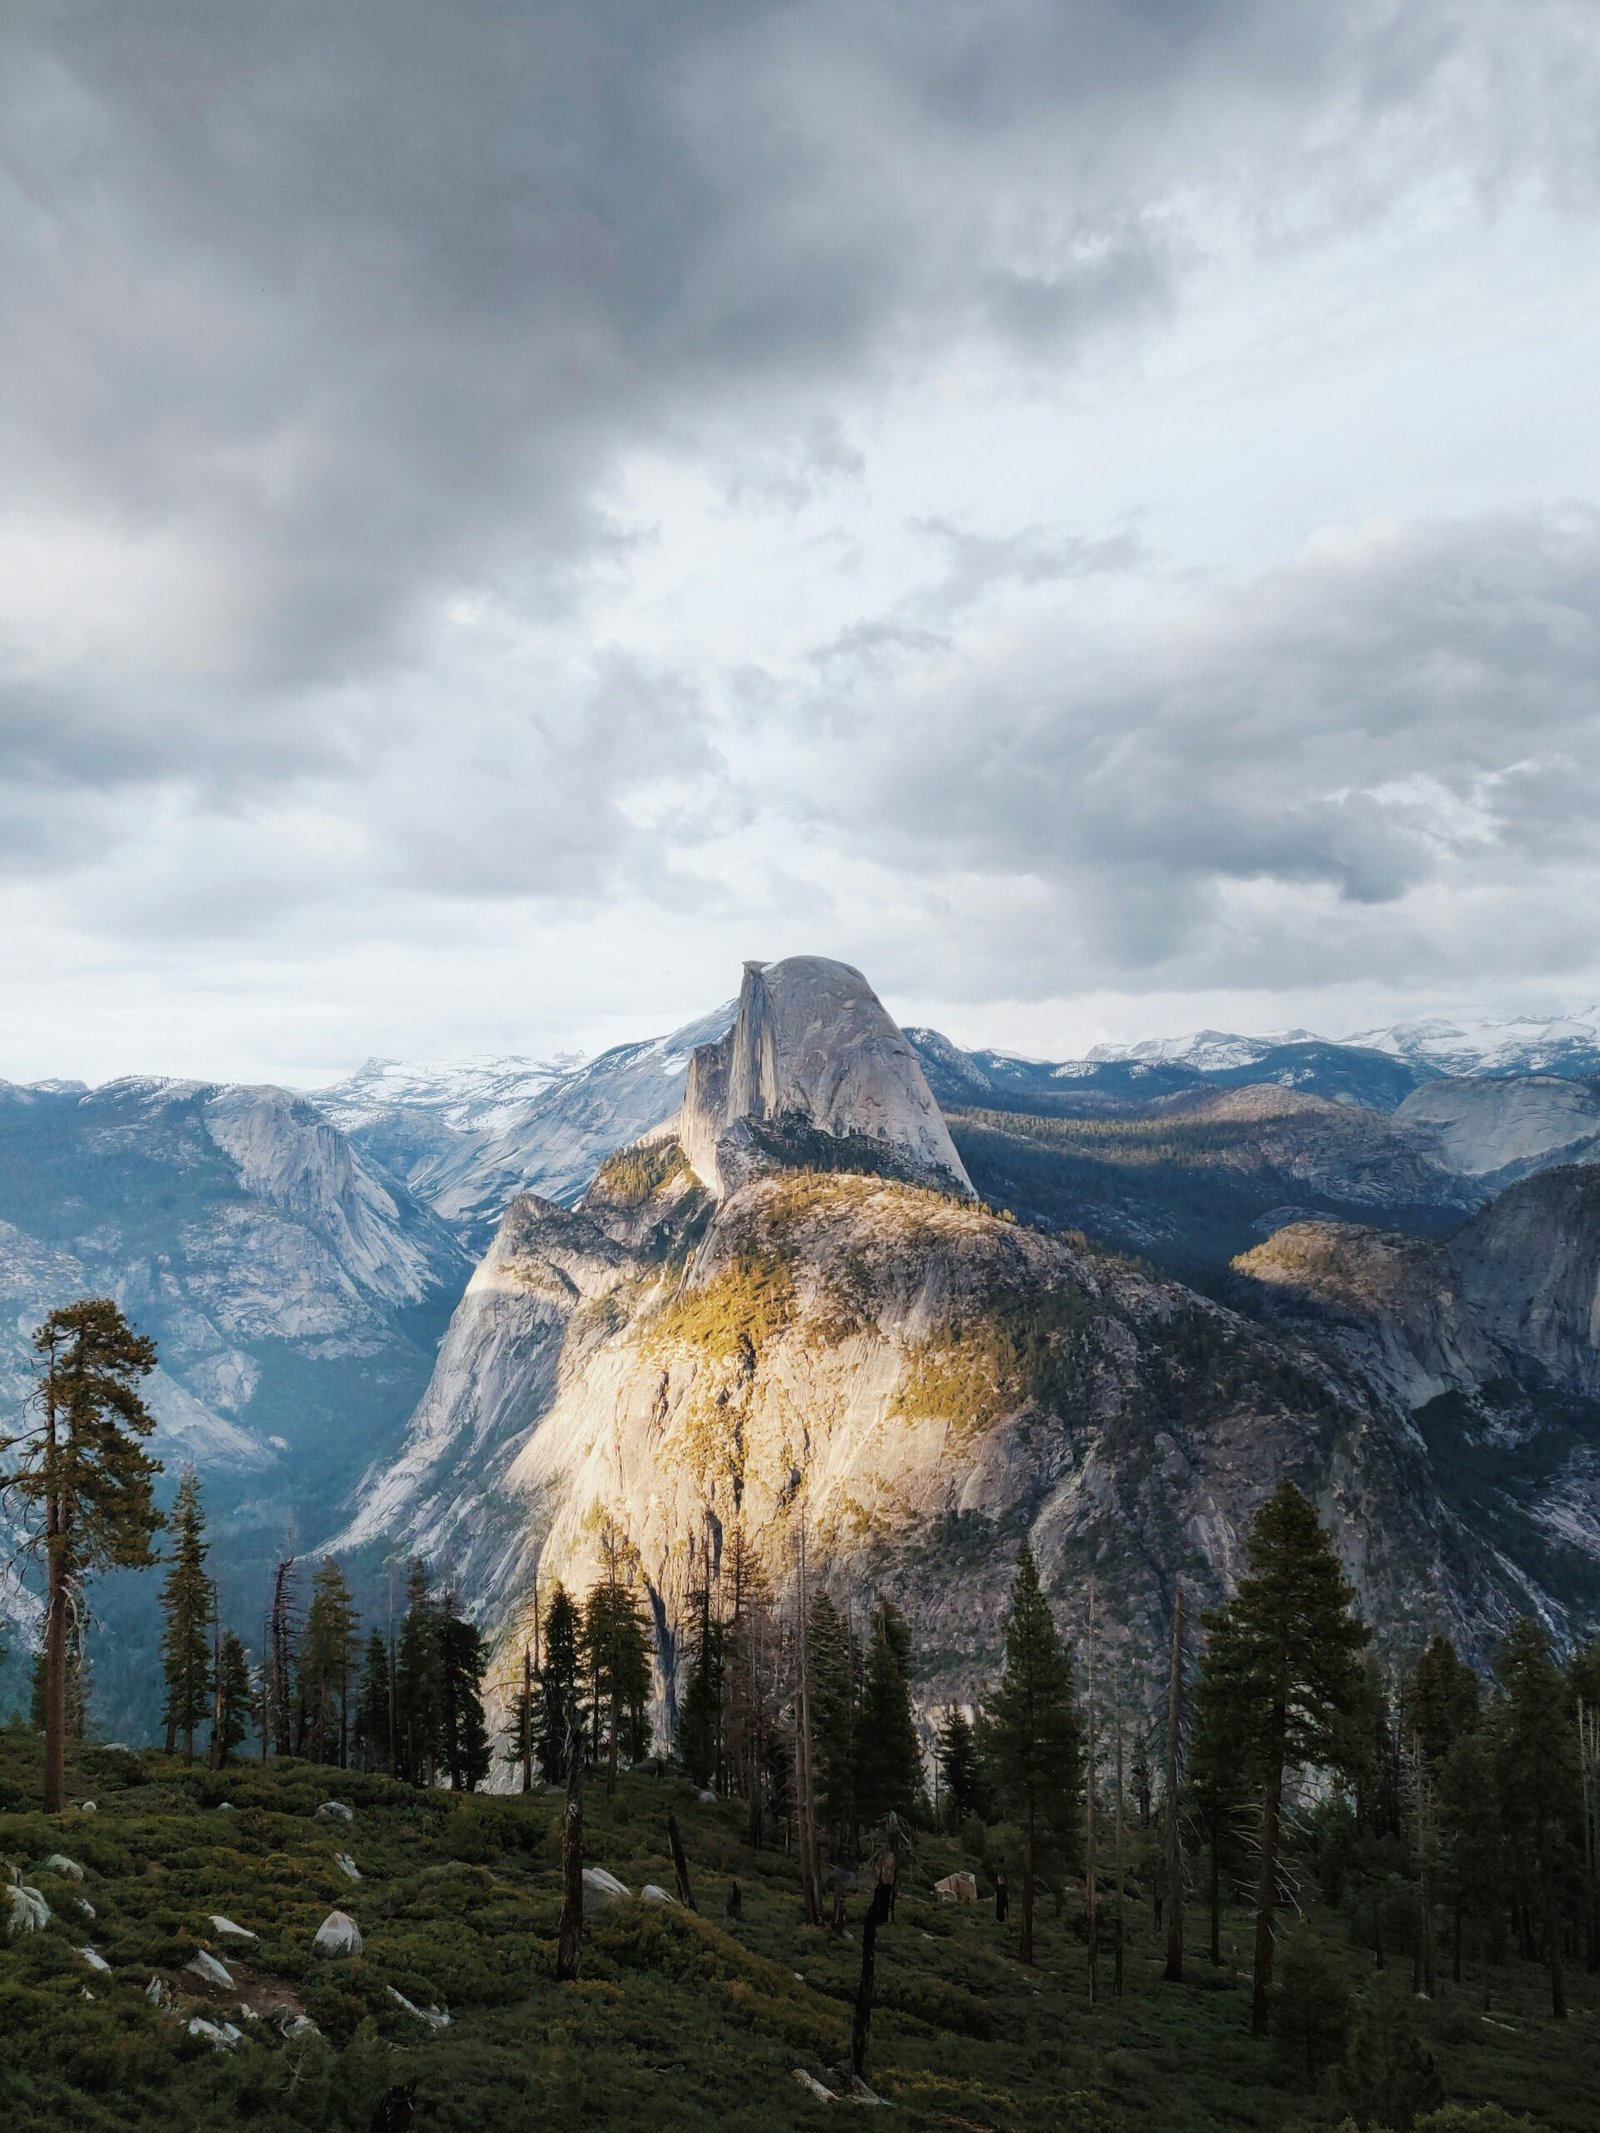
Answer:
[{"left": 3, "top": 0, "right": 1600, "bottom": 1086}]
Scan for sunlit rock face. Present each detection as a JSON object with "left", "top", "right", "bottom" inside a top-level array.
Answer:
[{"left": 679, "top": 957, "right": 975, "bottom": 1200}]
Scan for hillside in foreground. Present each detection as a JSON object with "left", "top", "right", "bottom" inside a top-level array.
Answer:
[{"left": 2, "top": 1730, "right": 1597, "bottom": 2133}]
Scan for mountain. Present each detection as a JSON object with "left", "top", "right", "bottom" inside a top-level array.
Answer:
[
  {"left": 313, "top": 1006, "right": 734, "bottom": 1248},
  {"left": 0, "top": 1077, "right": 469, "bottom": 1724},
  {"left": 1340, "top": 1006, "right": 1600, "bottom": 1079},
  {"left": 1393, "top": 1074, "right": 1600, "bottom": 1184},
  {"left": 680, "top": 958, "right": 974, "bottom": 1198},
  {"left": 340, "top": 957, "right": 1600, "bottom": 1740},
  {"left": 1235, "top": 1166, "right": 1600, "bottom": 1622},
  {"left": 908, "top": 1028, "right": 1428, "bottom": 1116},
  {"left": 946, "top": 1081, "right": 1477, "bottom": 1283}
]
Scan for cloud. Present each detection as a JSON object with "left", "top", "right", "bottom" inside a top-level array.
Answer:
[
  {"left": 2, "top": 2, "right": 1600, "bottom": 1074},
  {"left": 798, "top": 506, "right": 1600, "bottom": 992}
]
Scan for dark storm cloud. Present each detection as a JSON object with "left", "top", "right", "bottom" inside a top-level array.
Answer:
[{"left": 7, "top": 3, "right": 1590, "bottom": 766}]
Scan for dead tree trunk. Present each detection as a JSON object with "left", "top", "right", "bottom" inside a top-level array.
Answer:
[
  {"left": 667, "top": 1811, "right": 697, "bottom": 1911},
  {"left": 556, "top": 1749, "right": 585, "bottom": 1981},
  {"left": 850, "top": 1851, "right": 895, "bottom": 2082}
]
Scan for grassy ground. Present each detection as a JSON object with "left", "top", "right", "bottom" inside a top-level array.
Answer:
[{"left": 2, "top": 1726, "right": 1596, "bottom": 2132}]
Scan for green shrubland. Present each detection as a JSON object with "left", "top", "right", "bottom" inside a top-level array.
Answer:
[{"left": 4, "top": 1723, "right": 1598, "bottom": 2133}]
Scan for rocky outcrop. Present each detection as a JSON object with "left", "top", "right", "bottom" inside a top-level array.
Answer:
[
  {"left": 1395, "top": 1076, "right": 1600, "bottom": 1183},
  {"left": 1454, "top": 1167, "right": 1600, "bottom": 1398},
  {"left": 1238, "top": 1169, "right": 1600, "bottom": 1411},
  {"left": 678, "top": 958, "right": 974, "bottom": 1199},
  {"left": 1234, "top": 1222, "right": 1509, "bottom": 1409}
]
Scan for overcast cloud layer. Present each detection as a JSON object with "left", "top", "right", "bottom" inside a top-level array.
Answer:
[{"left": 3, "top": 0, "right": 1600, "bottom": 1082}]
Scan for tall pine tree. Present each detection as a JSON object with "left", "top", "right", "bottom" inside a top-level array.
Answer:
[
  {"left": 354, "top": 1629, "right": 394, "bottom": 1774},
  {"left": 212, "top": 1631, "right": 254, "bottom": 1765},
  {"left": 1196, "top": 1480, "right": 1368, "bottom": 2034},
  {"left": 1493, "top": 1616, "right": 1581, "bottom": 2019},
  {"left": 395, "top": 1558, "right": 447, "bottom": 1786},
  {"left": 159, "top": 1472, "right": 213, "bottom": 1763},
  {"left": 936, "top": 1707, "right": 984, "bottom": 1829},
  {"left": 583, "top": 1567, "right": 653, "bottom": 1794},
  {"left": 440, "top": 1592, "right": 492, "bottom": 1792},
  {"left": 299, "top": 1557, "right": 362, "bottom": 1765},
  {"left": 979, "top": 1540, "right": 1079, "bottom": 1966},
  {"left": 539, "top": 1582, "right": 583, "bottom": 1781},
  {"left": 2, "top": 1299, "right": 163, "bottom": 1810},
  {"left": 856, "top": 1599, "right": 922, "bottom": 1830}
]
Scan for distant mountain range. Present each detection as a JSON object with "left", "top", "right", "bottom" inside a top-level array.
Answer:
[{"left": 300, "top": 1003, "right": 1600, "bottom": 1249}]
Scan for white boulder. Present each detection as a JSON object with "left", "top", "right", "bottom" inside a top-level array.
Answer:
[
  {"left": 209, "top": 1915, "right": 257, "bottom": 1941},
  {"left": 333, "top": 1852, "right": 362, "bottom": 1882},
  {"left": 313, "top": 1909, "right": 362, "bottom": 1957},
  {"left": 315, "top": 1800, "right": 355, "bottom": 1825},
  {"left": 640, "top": 1884, "right": 676, "bottom": 1905},
  {"left": 581, "top": 1866, "right": 630, "bottom": 1914},
  {"left": 934, "top": 1871, "right": 978, "bottom": 1903},
  {"left": 77, "top": 1946, "right": 112, "bottom": 1973},
  {"left": 386, "top": 1984, "right": 451, "bottom": 2029},
  {"left": 7, "top": 1884, "right": 51, "bottom": 1934},
  {"left": 45, "top": 1853, "right": 85, "bottom": 1881},
  {"left": 187, "top": 2016, "right": 245, "bottom": 2050},
  {"left": 186, "top": 1950, "right": 235, "bottom": 1988}
]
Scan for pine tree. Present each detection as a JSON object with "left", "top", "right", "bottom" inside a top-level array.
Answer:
[
  {"left": 1437, "top": 1728, "right": 1506, "bottom": 1999},
  {"left": 1493, "top": 1616, "right": 1581, "bottom": 2019},
  {"left": 539, "top": 1582, "right": 583, "bottom": 1781},
  {"left": 723, "top": 1521, "right": 779, "bottom": 1845},
  {"left": 935, "top": 1707, "right": 984, "bottom": 1829},
  {"left": 159, "top": 1472, "right": 214, "bottom": 1763},
  {"left": 677, "top": 1566, "right": 725, "bottom": 1788},
  {"left": 583, "top": 1566, "right": 653, "bottom": 1794},
  {"left": 299, "top": 1557, "right": 362, "bottom": 1765},
  {"left": 440, "top": 1593, "right": 492, "bottom": 1791},
  {"left": 1196, "top": 1479, "right": 1369, "bottom": 2033},
  {"left": 856, "top": 1599, "right": 922, "bottom": 1830},
  {"left": 395, "top": 1558, "right": 447, "bottom": 1786},
  {"left": 1, "top": 1299, "right": 163, "bottom": 1811},
  {"left": 1408, "top": 1634, "right": 1480, "bottom": 1767},
  {"left": 1271, "top": 1919, "right": 1352, "bottom": 2083},
  {"left": 354, "top": 1629, "right": 394, "bottom": 1774},
  {"left": 1342, "top": 1977, "right": 1443, "bottom": 2131},
  {"left": 808, "top": 1590, "right": 859, "bottom": 1848},
  {"left": 979, "top": 1540, "right": 1079, "bottom": 1966},
  {"left": 212, "top": 1631, "right": 253, "bottom": 1764},
  {"left": 504, "top": 1641, "right": 537, "bottom": 1791}
]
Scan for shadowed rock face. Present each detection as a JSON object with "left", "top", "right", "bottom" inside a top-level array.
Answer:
[
  {"left": 1455, "top": 1166, "right": 1600, "bottom": 1399},
  {"left": 679, "top": 957, "right": 975, "bottom": 1199}
]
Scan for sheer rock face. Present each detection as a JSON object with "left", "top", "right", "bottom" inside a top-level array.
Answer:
[
  {"left": 678, "top": 958, "right": 975, "bottom": 1200},
  {"left": 1395, "top": 1075, "right": 1600, "bottom": 1182},
  {"left": 1455, "top": 1166, "right": 1600, "bottom": 1399}
]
